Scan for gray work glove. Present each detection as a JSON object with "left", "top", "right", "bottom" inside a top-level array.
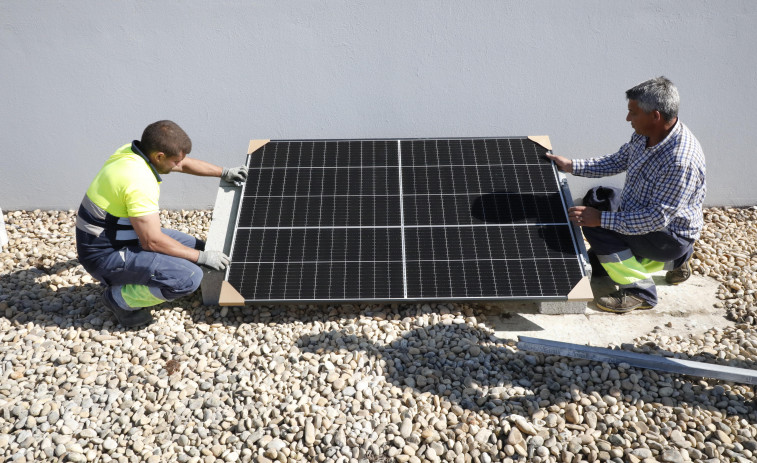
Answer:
[
  {"left": 221, "top": 166, "right": 248, "bottom": 185},
  {"left": 197, "top": 250, "right": 230, "bottom": 271}
]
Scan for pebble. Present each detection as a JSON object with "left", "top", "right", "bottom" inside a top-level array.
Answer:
[
  {"left": 102, "top": 438, "right": 117, "bottom": 451},
  {"left": 304, "top": 421, "right": 316, "bottom": 446},
  {"left": 507, "top": 427, "right": 523, "bottom": 445},
  {"left": 1, "top": 208, "right": 756, "bottom": 462}
]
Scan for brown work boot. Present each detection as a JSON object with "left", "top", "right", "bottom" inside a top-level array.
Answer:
[
  {"left": 665, "top": 257, "right": 691, "bottom": 285},
  {"left": 596, "top": 289, "right": 654, "bottom": 314}
]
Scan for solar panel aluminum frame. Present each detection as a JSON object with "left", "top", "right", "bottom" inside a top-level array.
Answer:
[{"left": 216, "top": 137, "right": 592, "bottom": 305}]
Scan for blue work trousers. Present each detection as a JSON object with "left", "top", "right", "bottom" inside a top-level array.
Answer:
[{"left": 86, "top": 229, "right": 205, "bottom": 310}]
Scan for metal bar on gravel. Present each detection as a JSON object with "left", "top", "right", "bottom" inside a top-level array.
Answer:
[{"left": 518, "top": 336, "right": 757, "bottom": 385}]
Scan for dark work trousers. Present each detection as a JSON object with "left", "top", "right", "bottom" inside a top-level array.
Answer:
[
  {"left": 582, "top": 187, "right": 694, "bottom": 306},
  {"left": 86, "top": 229, "right": 205, "bottom": 310}
]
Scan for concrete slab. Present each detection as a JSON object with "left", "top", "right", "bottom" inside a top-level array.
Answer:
[{"left": 482, "top": 273, "right": 730, "bottom": 346}]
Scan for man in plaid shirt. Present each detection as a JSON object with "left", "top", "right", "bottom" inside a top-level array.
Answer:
[{"left": 547, "top": 76, "right": 706, "bottom": 313}]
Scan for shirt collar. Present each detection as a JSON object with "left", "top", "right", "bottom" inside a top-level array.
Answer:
[
  {"left": 131, "top": 141, "right": 162, "bottom": 183},
  {"left": 648, "top": 119, "right": 681, "bottom": 152}
]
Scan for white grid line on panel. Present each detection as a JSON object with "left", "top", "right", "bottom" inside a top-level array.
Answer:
[
  {"left": 492, "top": 140, "right": 511, "bottom": 295},
  {"left": 385, "top": 150, "right": 395, "bottom": 298},
  {"left": 397, "top": 140, "right": 408, "bottom": 299},
  {"left": 233, "top": 257, "right": 577, "bottom": 264},
  {"left": 468, "top": 139, "right": 486, "bottom": 296},
  {"left": 248, "top": 162, "right": 543, "bottom": 170},
  {"left": 435, "top": 140, "right": 454, "bottom": 297},
  {"left": 282, "top": 143, "right": 302, "bottom": 297},
  {"left": 479, "top": 140, "right": 499, "bottom": 295},
  {"left": 266, "top": 142, "right": 292, "bottom": 299},
  {"left": 311, "top": 142, "right": 328, "bottom": 298},
  {"left": 451, "top": 140, "right": 469, "bottom": 296},
  {"left": 252, "top": 144, "right": 276, "bottom": 298},
  {"left": 341, "top": 143, "right": 352, "bottom": 298},
  {"left": 234, "top": 222, "right": 570, "bottom": 230},
  {"left": 297, "top": 143, "right": 316, "bottom": 296}
]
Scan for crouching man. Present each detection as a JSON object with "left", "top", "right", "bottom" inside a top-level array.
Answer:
[
  {"left": 76, "top": 120, "right": 247, "bottom": 326},
  {"left": 547, "top": 77, "right": 706, "bottom": 313}
]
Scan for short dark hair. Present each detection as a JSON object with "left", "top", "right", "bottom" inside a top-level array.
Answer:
[
  {"left": 626, "top": 76, "right": 680, "bottom": 122},
  {"left": 140, "top": 120, "right": 192, "bottom": 158}
]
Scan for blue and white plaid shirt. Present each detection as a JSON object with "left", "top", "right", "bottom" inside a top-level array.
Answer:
[{"left": 572, "top": 121, "right": 706, "bottom": 239}]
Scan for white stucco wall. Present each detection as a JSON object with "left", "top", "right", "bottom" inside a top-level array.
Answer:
[{"left": 1, "top": 1, "right": 755, "bottom": 209}]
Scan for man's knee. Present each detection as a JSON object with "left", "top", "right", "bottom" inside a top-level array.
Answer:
[
  {"left": 184, "top": 266, "right": 203, "bottom": 294},
  {"left": 581, "top": 225, "right": 619, "bottom": 248},
  {"left": 155, "top": 260, "right": 203, "bottom": 300}
]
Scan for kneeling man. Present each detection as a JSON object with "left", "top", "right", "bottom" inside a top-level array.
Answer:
[
  {"left": 76, "top": 120, "right": 247, "bottom": 326},
  {"left": 547, "top": 77, "right": 706, "bottom": 313}
]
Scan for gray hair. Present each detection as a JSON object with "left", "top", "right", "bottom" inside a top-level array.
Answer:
[{"left": 626, "top": 76, "right": 679, "bottom": 122}]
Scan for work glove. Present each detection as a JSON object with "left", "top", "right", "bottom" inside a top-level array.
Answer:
[
  {"left": 221, "top": 166, "right": 248, "bottom": 185},
  {"left": 197, "top": 250, "right": 230, "bottom": 271}
]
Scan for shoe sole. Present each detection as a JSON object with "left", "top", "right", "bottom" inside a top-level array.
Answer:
[
  {"left": 595, "top": 301, "right": 654, "bottom": 314},
  {"left": 666, "top": 261, "right": 692, "bottom": 285}
]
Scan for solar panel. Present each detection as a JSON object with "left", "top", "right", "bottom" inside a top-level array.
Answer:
[{"left": 224, "top": 137, "right": 588, "bottom": 303}]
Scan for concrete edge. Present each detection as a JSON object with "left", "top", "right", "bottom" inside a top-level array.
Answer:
[{"left": 201, "top": 180, "right": 242, "bottom": 306}]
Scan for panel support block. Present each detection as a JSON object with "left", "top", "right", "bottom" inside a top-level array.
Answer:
[{"left": 537, "top": 300, "right": 587, "bottom": 314}]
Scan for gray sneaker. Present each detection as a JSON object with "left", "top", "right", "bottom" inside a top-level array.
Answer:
[
  {"left": 102, "top": 289, "right": 153, "bottom": 327},
  {"left": 665, "top": 257, "right": 691, "bottom": 285}
]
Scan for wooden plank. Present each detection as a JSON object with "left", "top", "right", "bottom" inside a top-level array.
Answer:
[{"left": 518, "top": 336, "right": 757, "bottom": 385}]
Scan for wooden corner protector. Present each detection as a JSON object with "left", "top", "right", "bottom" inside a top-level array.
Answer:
[
  {"left": 219, "top": 281, "right": 245, "bottom": 306},
  {"left": 567, "top": 276, "right": 593, "bottom": 301},
  {"left": 248, "top": 139, "right": 270, "bottom": 155},
  {"left": 528, "top": 135, "right": 552, "bottom": 151}
]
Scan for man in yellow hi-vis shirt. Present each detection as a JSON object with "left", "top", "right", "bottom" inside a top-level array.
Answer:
[{"left": 76, "top": 120, "right": 247, "bottom": 327}]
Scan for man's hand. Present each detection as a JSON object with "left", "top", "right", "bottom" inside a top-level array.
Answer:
[
  {"left": 221, "top": 166, "right": 248, "bottom": 185},
  {"left": 545, "top": 153, "right": 573, "bottom": 174},
  {"left": 568, "top": 206, "right": 601, "bottom": 227},
  {"left": 197, "top": 250, "right": 230, "bottom": 271}
]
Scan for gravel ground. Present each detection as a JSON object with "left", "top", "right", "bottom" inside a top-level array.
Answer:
[{"left": 0, "top": 207, "right": 756, "bottom": 463}]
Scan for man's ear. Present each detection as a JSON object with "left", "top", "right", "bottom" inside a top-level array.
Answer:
[
  {"left": 150, "top": 151, "right": 165, "bottom": 163},
  {"left": 652, "top": 110, "right": 663, "bottom": 123}
]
